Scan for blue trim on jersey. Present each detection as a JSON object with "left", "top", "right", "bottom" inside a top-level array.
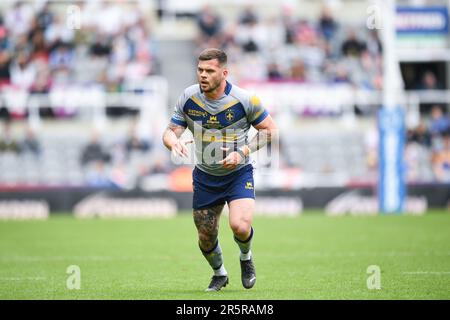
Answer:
[
  {"left": 184, "top": 99, "right": 246, "bottom": 129},
  {"left": 225, "top": 81, "right": 232, "bottom": 95},
  {"left": 251, "top": 110, "right": 269, "bottom": 126},
  {"left": 170, "top": 117, "right": 187, "bottom": 127}
]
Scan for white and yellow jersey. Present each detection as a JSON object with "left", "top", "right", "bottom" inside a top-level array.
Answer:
[{"left": 170, "top": 81, "right": 268, "bottom": 176}]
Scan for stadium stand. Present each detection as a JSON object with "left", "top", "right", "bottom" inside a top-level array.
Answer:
[{"left": 0, "top": 0, "right": 449, "bottom": 190}]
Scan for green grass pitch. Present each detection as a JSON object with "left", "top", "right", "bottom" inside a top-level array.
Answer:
[{"left": 0, "top": 211, "right": 449, "bottom": 300}]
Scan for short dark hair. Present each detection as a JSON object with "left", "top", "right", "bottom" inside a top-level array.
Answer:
[{"left": 198, "top": 48, "right": 227, "bottom": 65}]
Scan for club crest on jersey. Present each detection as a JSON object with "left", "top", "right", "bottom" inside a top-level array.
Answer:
[{"left": 225, "top": 110, "right": 235, "bottom": 122}]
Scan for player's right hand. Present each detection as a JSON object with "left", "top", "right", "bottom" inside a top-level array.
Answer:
[{"left": 171, "top": 139, "right": 193, "bottom": 158}]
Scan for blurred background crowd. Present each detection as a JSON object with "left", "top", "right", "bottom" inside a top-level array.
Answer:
[
  {"left": 0, "top": 0, "right": 449, "bottom": 190},
  {"left": 194, "top": 5, "right": 383, "bottom": 89}
]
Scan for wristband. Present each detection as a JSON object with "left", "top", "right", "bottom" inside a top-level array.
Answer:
[{"left": 236, "top": 148, "right": 247, "bottom": 161}]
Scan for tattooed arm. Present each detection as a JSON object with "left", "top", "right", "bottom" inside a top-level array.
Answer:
[
  {"left": 162, "top": 122, "right": 192, "bottom": 158},
  {"left": 241, "top": 115, "right": 277, "bottom": 157},
  {"left": 219, "top": 115, "right": 277, "bottom": 169}
]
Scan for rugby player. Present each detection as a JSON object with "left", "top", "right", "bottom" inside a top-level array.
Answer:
[{"left": 162, "top": 48, "right": 277, "bottom": 291}]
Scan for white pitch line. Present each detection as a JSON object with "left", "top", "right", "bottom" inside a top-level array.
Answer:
[
  {"left": 402, "top": 271, "right": 450, "bottom": 275},
  {"left": 0, "top": 277, "right": 46, "bottom": 281},
  {"left": 0, "top": 255, "right": 145, "bottom": 262}
]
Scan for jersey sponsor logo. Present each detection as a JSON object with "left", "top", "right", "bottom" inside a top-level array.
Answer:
[
  {"left": 201, "top": 132, "right": 238, "bottom": 142},
  {"left": 187, "top": 108, "right": 207, "bottom": 118},
  {"left": 207, "top": 115, "right": 221, "bottom": 129}
]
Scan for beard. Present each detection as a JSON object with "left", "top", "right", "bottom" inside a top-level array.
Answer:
[{"left": 201, "top": 78, "right": 222, "bottom": 93}]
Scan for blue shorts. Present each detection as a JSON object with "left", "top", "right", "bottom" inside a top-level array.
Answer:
[{"left": 192, "top": 165, "right": 255, "bottom": 210}]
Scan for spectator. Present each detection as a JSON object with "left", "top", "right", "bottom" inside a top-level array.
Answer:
[
  {"left": 341, "top": 30, "right": 366, "bottom": 57},
  {"left": 319, "top": 6, "right": 338, "bottom": 42},
  {"left": 429, "top": 105, "right": 450, "bottom": 136},
  {"left": 366, "top": 30, "right": 382, "bottom": 57},
  {"left": 295, "top": 20, "right": 318, "bottom": 46},
  {"left": 289, "top": 59, "right": 306, "bottom": 81},
  {"left": 13, "top": 33, "right": 30, "bottom": 52},
  {"left": 333, "top": 64, "right": 350, "bottom": 83},
  {"left": 89, "top": 33, "right": 112, "bottom": 57},
  {"left": 0, "top": 121, "right": 20, "bottom": 153},
  {"left": 235, "top": 22, "right": 260, "bottom": 53},
  {"left": 85, "top": 160, "right": 118, "bottom": 188},
  {"left": 416, "top": 70, "right": 443, "bottom": 114},
  {"left": 125, "top": 126, "right": 151, "bottom": 156},
  {"left": 30, "top": 67, "right": 52, "bottom": 93},
  {"left": 197, "top": 6, "right": 222, "bottom": 40},
  {"left": 111, "top": 35, "right": 132, "bottom": 65},
  {"left": 80, "top": 131, "right": 111, "bottom": 166},
  {"left": 49, "top": 43, "right": 74, "bottom": 71},
  {"left": 44, "top": 15, "right": 75, "bottom": 48},
  {"left": 0, "top": 50, "right": 11, "bottom": 85},
  {"left": 262, "top": 16, "right": 286, "bottom": 51},
  {"left": 282, "top": 6, "right": 296, "bottom": 45},
  {"left": 417, "top": 71, "right": 442, "bottom": 91},
  {"left": 0, "top": 19, "right": 10, "bottom": 51},
  {"left": 431, "top": 131, "right": 450, "bottom": 182},
  {"left": 267, "top": 62, "right": 283, "bottom": 80},
  {"left": 20, "top": 126, "right": 41, "bottom": 157},
  {"left": 36, "top": 1, "right": 54, "bottom": 30},
  {"left": 238, "top": 6, "right": 258, "bottom": 26},
  {"left": 95, "top": 1, "right": 123, "bottom": 37},
  {"left": 149, "top": 156, "right": 171, "bottom": 175},
  {"left": 408, "top": 121, "right": 432, "bottom": 148},
  {"left": 405, "top": 140, "right": 433, "bottom": 182},
  {"left": 4, "top": 1, "right": 34, "bottom": 38},
  {"left": 234, "top": 7, "right": 264, "bottom": 53},
  {"left": 30, "top": 28, "right": 49, "bottom": 64},
  {"left": 10, "top": 51, "right": 36, "bottom": 90}
]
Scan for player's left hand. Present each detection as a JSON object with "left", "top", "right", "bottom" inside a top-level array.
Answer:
[{"left": 218, "top": 147, "right": 243, "bottom": 169}]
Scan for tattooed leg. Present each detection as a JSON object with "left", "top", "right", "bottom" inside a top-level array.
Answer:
[{"left": 193, "top": 204, "right": 227, "bottom": 276}]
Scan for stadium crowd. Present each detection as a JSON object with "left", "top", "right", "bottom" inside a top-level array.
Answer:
[
  {"left": 193, "top": 4, "right": 450, "bottom": 183},
  {"left": 406, "top": 105, "right": 450, "bottom": 183},
  {"left": 194, "top": 5, "right": 383, "bottom": 90},
  {"left": 0, "top": 0, "right": 159, "bottom": 119},
  {"left": 0, "top": 2, "right": 449, "bottom": 187}
]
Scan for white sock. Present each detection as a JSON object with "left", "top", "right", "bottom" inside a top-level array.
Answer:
[
  {"left": 240, "top": 250, "right": 252, "bottom": 261},
  {"left": 214, "top": 264, "right": 227, "bottom": 276}
]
